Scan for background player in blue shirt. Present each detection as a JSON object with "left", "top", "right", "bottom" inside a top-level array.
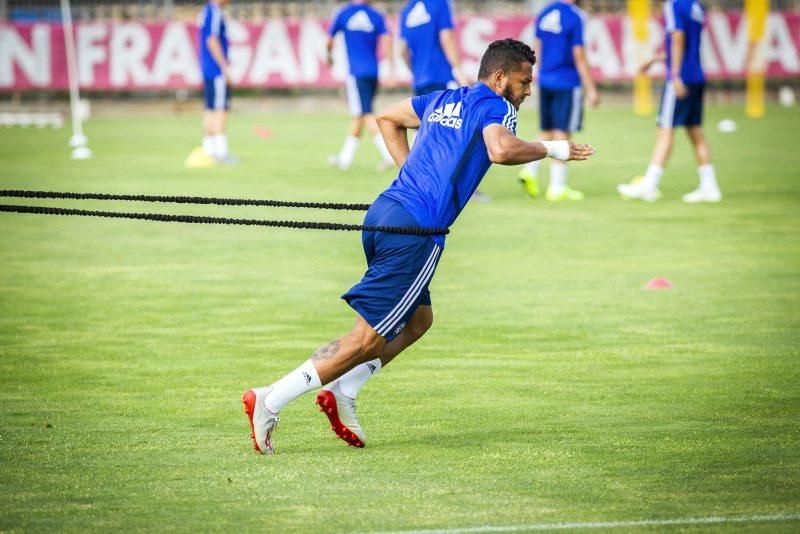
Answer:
[
  {"left": 242, "top": 39, "right": 595, "bottom": 455},
  {"left": 398, "top": 0, "right": 469, "bottom": 96},
  {"left": 326, "top": 0, "right": 396, "bottom": 172},
  {"left": 618, "top": 0, "right": 721, "bottom": 203},
  {"left": 518, "top": 0, "right": 599, "bottom": 202},
  {"left": 398, "top": 0, "right": 490, "bottom": 202},
  {"left": 192, "top": 0, "right": 236, "bottom": 166}
]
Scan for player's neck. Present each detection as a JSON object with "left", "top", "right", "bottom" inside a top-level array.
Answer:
[{"left": 478, "top": 79, "right": 500, "bottom": 97}]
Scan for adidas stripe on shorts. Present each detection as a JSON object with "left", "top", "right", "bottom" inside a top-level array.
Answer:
[
  {"left": 657, "top": 81, "right": 705, "bottom": 128},
  {"left": 342, "top": 195, "right": 441, "bottom": 341},
  {"left": 539, "top": 86, "right": 583, "bottom": 133}
]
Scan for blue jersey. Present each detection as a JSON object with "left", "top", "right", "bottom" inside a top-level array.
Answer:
[
  {"left": 399, "top": 0, "right": 456, "bottom": 90},
  {"left": 328, "top": 3, "right": 388, "bottom": 78},
  {"left": 535, "top": 1, "right": 586, "bottom": 89},
  {"left": 197, "top": 2, "right": 228, "bottom": 79},
  {"left": 382, "top": 82, "right": 517, "bottom": 248},
  {"left": 664, "top": 0, "right": 706, "bottom": 84}
]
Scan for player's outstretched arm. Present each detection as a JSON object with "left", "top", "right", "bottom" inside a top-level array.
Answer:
[
  {"left": 483, "top": 124, "right": 595, "bottom": 165},
  {"left": 376, "top": 99, "right": 421, "bottom": 167}
]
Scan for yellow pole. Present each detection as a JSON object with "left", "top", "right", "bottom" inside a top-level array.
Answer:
[
  {"left": 745, "top": 0, "right": 769, "bottom": 118},
  {"left": 628, "top": 0, "right": 653, "bottom": 115}
]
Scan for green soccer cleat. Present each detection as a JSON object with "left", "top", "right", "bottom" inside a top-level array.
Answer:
[
  {"left": 546, "top": 186, "right": 585, "bottom": 202},
  {"left": 517, "top": 168, "right": 539, "bottom": 199}
]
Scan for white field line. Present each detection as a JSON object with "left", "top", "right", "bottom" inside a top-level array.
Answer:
[{"left": 370, "top": 512, "right": 800, "bottom": 534}]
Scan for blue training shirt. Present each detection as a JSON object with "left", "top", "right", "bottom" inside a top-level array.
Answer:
[
  {"left": 328, "top": 2, "right": 388, "bottom": 78},
  {"left": 664, "top": 0, "right": 706, "bottom": 84},
  {"left": 197, "top": 2, "right": 228, "bottom": 79},
  {"left": 399, "top": 0, "right": 456, "bottom": 89},
  {"left": 381, "top": 82, "right": 517, "bottom": 248},
  {"left": 535, "top": 0, "right": 586, "bottom": 89}
]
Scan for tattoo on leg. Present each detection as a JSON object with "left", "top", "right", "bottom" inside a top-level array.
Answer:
[{"left": 311, "top": 340, "right": 341, "bottom": 361}]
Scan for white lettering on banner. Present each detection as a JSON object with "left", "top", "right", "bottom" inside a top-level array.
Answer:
[
  {"left": 0, "top": 24, "right": 51, "bottom": 87},
  {"left": 586, "top": 17, "right": 622, "bottom": 79},
  {"left": 249, "top": 20, "right": 299, "bottom": 84},
  {"left": 621, "top": 19, "right": 659, "bottom": 77},
  {"left": 77, "top": 24, "right": 107, "bottom": 85},
  {"left": 764, "top": 13, "right": 800, "bottom": 72},
  {"left": 700, "top": 25, "right": 721, "bottom": 75},
  {"left": 227, "top": 20, "right": 250, "bottom": 84},
  {"left": 461, "top": 17, "right": 497, "bottom": 80},
  {"left": 299, "top": 19, "right": 328, "bottom": 83},
  {"left": 1, "top": 13, "right": 798, "bottom": 90},
  {"left": 517, "top": 21, "right": 534, "bottom": 43},
  {"left": 708, "top": 12, "right": 748, "bottom": 74},
  {"left": 110, "top": 23, "right": 151, "bottom": 86},
  {"left": 152, "top": 22, "right": 199, "bottom": 85}
]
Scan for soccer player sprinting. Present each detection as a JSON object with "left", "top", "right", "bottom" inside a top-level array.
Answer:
[
  {"left": 397, "top": 0, "right": 491, "bottom": 202},
  {"left": 242, "top": 39, "right": 595, "bottom": 454},
  {"left": 196, "top": 0, "right": 236, "bottom": 165},
  {"left": 327, "top": 0, "right": 396, "bottom": 172},
  {"left": 617, "top": 0, "right": 721, "bottom": 203},
  {"left": 518, "top": 0, "right": 599, "bottom": 202}
]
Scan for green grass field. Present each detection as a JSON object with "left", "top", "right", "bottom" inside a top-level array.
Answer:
[{"left": 1, "top": 101, "right": 799, "bottom": 532}]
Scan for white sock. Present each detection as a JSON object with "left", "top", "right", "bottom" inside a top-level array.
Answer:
[
  {"left": 336, "top": 358, "right": 382, "bottom": 399},
  {"left": 523, "top": 160, "right": 540, "bottom": 177},
  {"left": 698, "top": 164, "right": 719, "bottom": 190},
  {"left": 202, "top": 135, "right": 214, "bottom": 155},
  {"left": 641, "top": 163, "right": 664, "bottom": 191},
  {"left": 549, "top": 162, "right": 567, "bottom": 193},
  {"left": 263, "top": 359, "right": 321, "bottom": 413},
  {"left": 212, "top": 134, "right": 228, "bottom": 159},
  {"left": 338, "top": 135, "right": 359, "bottom": 167},
  {"left": 373, "top": 134, "right": 392, "bottom": 162}
]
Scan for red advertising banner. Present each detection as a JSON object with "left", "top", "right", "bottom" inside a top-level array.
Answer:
[{"left": 1, "top": 12, "right": 798, "bottom": 91}]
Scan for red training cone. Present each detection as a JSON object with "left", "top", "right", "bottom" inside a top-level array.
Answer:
[
  {"left": 643, "top": 277, "right": 673, "bottom": 290},
  {"left": 253, "top": 125, "right": 272, "bottom": 139}
]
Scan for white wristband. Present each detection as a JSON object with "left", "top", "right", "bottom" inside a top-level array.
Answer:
[{"left": 541, "top": 140, "right": 570, "bottom": 161}]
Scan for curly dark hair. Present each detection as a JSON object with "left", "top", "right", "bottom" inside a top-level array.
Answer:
[{"left": 478, "top": 39, "right": 537, "bottom": 80}]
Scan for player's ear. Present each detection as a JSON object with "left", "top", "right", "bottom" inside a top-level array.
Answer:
[{"left": 493, "top": 69, "right": 507, "bottom": 89}]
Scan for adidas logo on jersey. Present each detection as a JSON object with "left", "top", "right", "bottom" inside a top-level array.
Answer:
[
  {"left": 538, "top": 10, "right": 562, "bottom": 33},
  {"left": 347, "top": 10, "right": 375, "bottom": 32},
  {"left": 428, "top": 101, "right": 463, "bottom": 129},
  {"left": 405, "top": 1, "right": 431, "bottom": 28}
]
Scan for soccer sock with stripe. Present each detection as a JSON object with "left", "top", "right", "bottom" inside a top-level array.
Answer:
[
  {"left": 263, "top": 359, "right": 322, "bottom": 413},
  {"left": 338, "top": 135, "right": 360, "bottom": 167},
  {"left": 373, "top": 134, "right": 393, "bottom": 162},
  {"left": 523, "top": 159, "right": 540, "bottom": 177},
  {"left": 641, "top": 163, "right": 664, "bottom": 192},
  {"left": 202, "top": 135, "right": 214, "bottom": 155},
  {"left": 698, "top": 164, "right": 719, "bottom": 190},
  {"left": 212, "top": 134, "right": 228, "bottom": 159},
  {"left": 336, "top": 358, "right": 382, "bottom": 399},
  {"left": 549, "top": 161, "right": 567, "bottom": 193}
]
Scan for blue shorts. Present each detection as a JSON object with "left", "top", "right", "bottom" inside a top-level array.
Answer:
[
  {"left": 414, "top": 81, "right": 456, "bottom": 97},
  {"left": 539, "top": 86, "right": 583, "bottom": 132},
  {"left": 342, "top": 196, "right": 442, "bottom": 341},
  {"left": 346, "top": 76, "right": 378, "bottom": 116},
  {"left": 657, "top": 82, "right": 704, "bottom": 128},
  {"left": 203, "top": 75, "right": 229, "bottom": 111}
]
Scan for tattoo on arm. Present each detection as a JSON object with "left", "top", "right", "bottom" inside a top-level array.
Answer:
[{"left": 311, "top": 340, "right": 341, "bottom": 361}]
